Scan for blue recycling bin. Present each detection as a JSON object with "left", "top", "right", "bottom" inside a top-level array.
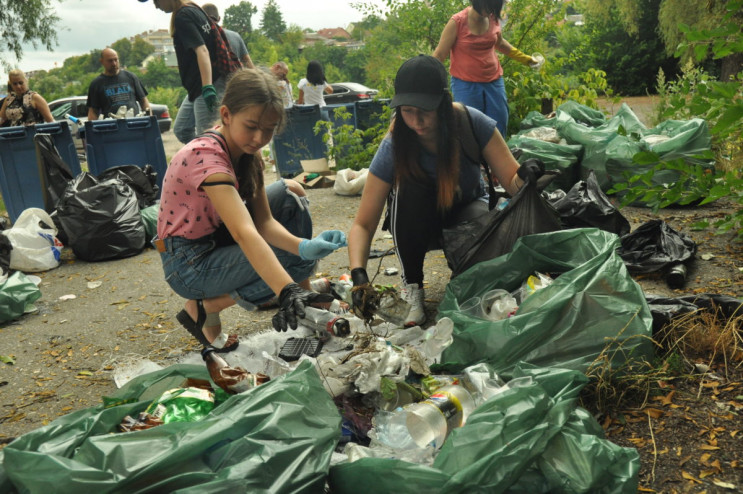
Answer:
[
  {"left": 84, "top": 116, "right": 167, "bottom": 194},
  {"left": 355, "top": 99, "right": 390, "bottom": 145},
  {"left": 272, "top": 105, "right": 326, "bottom": 178},
  {"left": 326, "top": 103, "right": 357, "bottom": 129},
  {"left": 0, "top": 121, "right": 82, "bottom": 222}
]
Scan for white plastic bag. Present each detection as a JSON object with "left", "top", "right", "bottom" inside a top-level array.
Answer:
[
  {"left": 3, "top": 208, "right": 61, "bottom": 272},
  {"left": 333, "top": 168, "right": 369, "bottom": 196}
]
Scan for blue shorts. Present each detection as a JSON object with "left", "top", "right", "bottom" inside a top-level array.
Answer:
[
  {"left": 451, "top": 76, "right": 509, "bottom": 137},
  {"left": 157, "top": 179, "right": 315, "bottom": 310}
]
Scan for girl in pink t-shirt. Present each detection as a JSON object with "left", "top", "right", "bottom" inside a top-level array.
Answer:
[
  {"left": 156, "top": 68, "right": 346, "bottom": 352},
  {"left": 433, "top": 0, "right": 539, "bottom": 137}
]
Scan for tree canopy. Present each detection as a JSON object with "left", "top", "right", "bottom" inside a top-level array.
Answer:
[
  {"left": 224, "top": 1, "right": 258, "bottom": 38},
  {"left": 0, "top": 0, "right": 60, "bottom": 69},
  {"left": 260, "top": 0, "right": 287, "bottom": 42}
]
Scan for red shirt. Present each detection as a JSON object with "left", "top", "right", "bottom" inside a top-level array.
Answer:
[{"left": 449, "top": 7, "right": 503, "bottom": 83}]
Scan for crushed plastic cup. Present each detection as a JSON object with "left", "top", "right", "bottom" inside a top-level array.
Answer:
[
  {"left": 530, "top": 52, "right": 545, "bottom": 69},
  {"left": 459, "top": 296, "right": 485, "bottom": 319},
  {"left": 481, "top": 289, "right": 518, "bottom": 321}
]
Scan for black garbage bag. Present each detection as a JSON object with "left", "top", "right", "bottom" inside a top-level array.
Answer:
[
  {"left": 34, "top": 133, "right": 75, "bottom": 212},
  {"left": 618, "top": 219, "right": 697, "bottom": 273},
  {"left": 645, "top": 293, "right": 743, "bottom": 333},
  {"left": 550, "top": 170, "right": 631, "bottom": 236},
  {"left": 55, "top": 172, "right": 146, "bottom": 262},
  {"left": 97, "top": 164, "right": 159, "bottom": 209},
  {"left": 442, "top": 176, "right": 562, "bottom": 277}
]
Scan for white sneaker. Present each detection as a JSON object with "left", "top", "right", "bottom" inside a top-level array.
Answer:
[{"left": 400, "top": 283, "right": 426, "bottom": 327}]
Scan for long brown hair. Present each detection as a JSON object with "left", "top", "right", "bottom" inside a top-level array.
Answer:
[
  {"left": 391, "top": 92, "right": 460, "bottom": 212},
  {"left": 221, "top": 68, "right": 287, "bottom": 200}
]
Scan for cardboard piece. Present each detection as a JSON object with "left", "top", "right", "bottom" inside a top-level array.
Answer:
[
  {"left": 294, "top": 171, "right": 336, "bottom": 189},
  {"left": 300, "top": 158, "right": 330, "bottom": 173}
]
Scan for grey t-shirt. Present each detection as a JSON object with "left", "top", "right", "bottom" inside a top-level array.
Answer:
[
  {"left": 369, "top": 105, "right": 496, "bottom": 204},
  {"left": 223, "top": 29, "right": 248, "bottom": 62}
]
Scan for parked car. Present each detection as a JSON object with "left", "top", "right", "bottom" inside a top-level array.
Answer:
[
  {"left": 323, "top": 82, "right": 379, "bottom": 105},
  {"left": 48, "top": 96, "right": 172, "bottom": 134}
]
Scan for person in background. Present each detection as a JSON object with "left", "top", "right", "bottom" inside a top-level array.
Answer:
[
  {"left": 145, "top": 0, "right": 224, "bottom": 144},
  {"left": 155, "top": 68, "right": 346, "bottom": 351},
  {"left": 271, "top": 61, "right": 293, "bottom": 109},
  {"left": 433, "top": 0, "right": 540, "bottom": 137},
  {"left": 347, "top": 55, "right": 542, "bottom": 327},
  {"left": 0, "top": 69, "right": 54, "bottom": 127},
  {"left": 202, "top": 3, "right": 254, "bottom": 69},
  {"left": 87, "top": 47, "right": 151, "bottom": 120},
  {"left": 297, "top": 60, "right": 333, "bottom": 119}
]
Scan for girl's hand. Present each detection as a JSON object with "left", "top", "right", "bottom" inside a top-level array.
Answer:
[
  {"left": 298, "top": 230, "right": 347, "bottom": 260},
  {"left": 272, "top": 283, "right": 334, "bottom": 331}
]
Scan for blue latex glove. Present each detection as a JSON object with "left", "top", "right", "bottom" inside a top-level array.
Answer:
[
  {"left": 202, "top": 84, "right": 218, "bottom": 112},
  {"left": 298, "top": 230, "right": 347, "bottom": 260}
]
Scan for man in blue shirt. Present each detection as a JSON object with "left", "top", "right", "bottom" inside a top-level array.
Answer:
[{"left": 87, "top": 48, "right": 150, "bottom": 120}]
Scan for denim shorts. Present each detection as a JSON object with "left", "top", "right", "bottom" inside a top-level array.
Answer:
[{"left": 157, "top": 179, "right": 316, "bottom": 310}]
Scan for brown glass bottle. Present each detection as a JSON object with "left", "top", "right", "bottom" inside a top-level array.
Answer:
[{"left": 201, "top": 347, "right": 269, "bottom": 394}]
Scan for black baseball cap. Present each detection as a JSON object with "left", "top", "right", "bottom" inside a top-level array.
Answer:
[{"left": 390, "top": 55, "right": 449, "bottom": 111}]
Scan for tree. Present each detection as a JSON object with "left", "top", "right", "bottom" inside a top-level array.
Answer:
[
  {"left": 0, "top": 0, "right": 61, "bottom": 68},
  {"left": 130, "top": 37, "right": 155, "bottom": 68},
  {"left": 260, "top": 0, "right": 287, "bottom": 42},
  {"left": 111, "top": 38, "right": 133, "bottom": 67},
  {"left": 224, "top": 1, "right": 258, "bottom": 38}
]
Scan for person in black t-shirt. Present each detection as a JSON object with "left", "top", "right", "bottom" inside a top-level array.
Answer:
[
  {"left": 147, "top": 0, "right": 224, "bottom": 139},
  {"left": 87, "top": 48, "right": 150, "bottom": 120}
]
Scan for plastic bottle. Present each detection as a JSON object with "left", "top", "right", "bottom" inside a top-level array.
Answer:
[
  {"left": 300, "top": 306, "right": 351, "bottom": 341},
  {"left": 402, "top": 384, "right": 475, "bottom": 449},
  {"left": 201, "top": 347, "right": 269, "bottom": 394},
  {"left": 666, "top": 263, "right": 687, "bottom": 289}
]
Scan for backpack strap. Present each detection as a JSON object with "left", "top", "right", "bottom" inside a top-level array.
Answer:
[{"left": 454, "top": 103, "right": 497, "bottom": 210}]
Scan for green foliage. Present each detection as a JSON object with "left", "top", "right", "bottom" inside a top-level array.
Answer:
[
  {"left": 313, "top": 105, "right": 390, "bottom": 170},
  {"left": 137, "top": 56, "right": 182, "bottom": 91},
  {"left": 260, "top": 0, "right": 287, "bottom": 42},
  {"left": 613, "top": 0, "right": 743, "bottom": 239},
  {"left": 146, "top": 86, "right": 187, "bottom": 120},
  {"left": 0, "top": 0, "right": 60, "bottom": 68},
  {"left": 224, "top": 1, "right": 258, "bottom": 37}
]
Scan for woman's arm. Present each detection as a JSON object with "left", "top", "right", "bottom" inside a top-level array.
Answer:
[
  {"left": 496, "top": 37, "right": 536, "bottom": 65},
  {"left": 32, "top": 93, "right": 54, "bottom": 123},
  {"left": 433, "top": 18, "right": 458, "bottom": 62},
  {"left": 0, "top": 98, "right": 9, "bottom": 125},
  {"left": 324, "top": 83, "right": 333, "bottom": 95},
  {"left": 481, "top": 128, "right": 523, "bottom": 197},
  {"left": 194, "top": 44, "right": 213, "bottom": 87},
  {"left": 205, "top": 178, "right": 294, "bottom": 295},
  {"left": 297, "top": 89, "right": 305, "bottom": 105},
  {"left": 348, "top": 173, "right": 391, "bottom": 270}
]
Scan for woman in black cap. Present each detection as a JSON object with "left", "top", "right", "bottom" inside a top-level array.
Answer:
[{"left": 346, "top": 55, "right": 541, "bottom": 327}]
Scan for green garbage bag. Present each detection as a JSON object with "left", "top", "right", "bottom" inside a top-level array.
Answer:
[
  {"left": 328, "top": 364, "right": 639, "bottom": 493},
  {"left": 556, "top": 101, "right": 607, "bottom": 128},
  {"left": 140, "top": 203, "right": 158, "bottom": 245},
  {"left": 508, "top": 135, "right": 583, "bottom": 192},
  {"left": 0, "top": 271, "right": 42, "bottom": 323},
  {"left": 0, "top": 360, "right": 340, "bottom": 494},
  {"left": 519, "top": 111, "right": 558, "bottom": 130},
  {"left": 436, "top": 228, "right": 653, "bottom": 375}
]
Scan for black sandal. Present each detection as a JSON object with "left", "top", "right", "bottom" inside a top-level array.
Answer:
[{"left": 176, "top": 300, "right": 239, "bottom": 353}]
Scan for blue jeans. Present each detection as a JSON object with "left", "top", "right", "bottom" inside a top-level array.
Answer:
[
  {"left": 157, "top": 180, "right": 315, "bottom": 310},
  {"left": 451, "top": 76, "right": 509, "bottom": 137},
  {"left": 173, "top": 77, "right": 227, "bottom": 144}
]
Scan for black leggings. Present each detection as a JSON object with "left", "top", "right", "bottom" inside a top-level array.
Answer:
[{"left": 387, "top": 179, "right": 487, "bottom": 286}]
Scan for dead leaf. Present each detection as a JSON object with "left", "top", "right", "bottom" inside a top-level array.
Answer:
[
  {"left": 700, "top": 469, "right": 717, "bottom": 479},
  {"left": 712, "top": 479, "right": 738, "bottom": 489},
  {"left": 644, "top": 407, "right": 664, "bottom": 419},
  {"left": 682, "top": 471, "right": 701, "bottom": 483}
]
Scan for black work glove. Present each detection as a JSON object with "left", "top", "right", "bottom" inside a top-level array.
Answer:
[
  {"left": 272, "top": 282, "right": 334, "bottom": 332},
  {"left": 351, "top": 267, "right": 378, "bottom": 320},
  {"left": 516, "top": 158, "right": 545, "bottom": 184}
]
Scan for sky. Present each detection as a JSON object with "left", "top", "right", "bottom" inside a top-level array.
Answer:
[{"left": 3, "top": 0, "right": 385, "bottom": 80}]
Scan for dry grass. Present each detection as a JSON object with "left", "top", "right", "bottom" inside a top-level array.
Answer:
[{"left": 580, "top": 305, "right": 743, "bottom": 416}]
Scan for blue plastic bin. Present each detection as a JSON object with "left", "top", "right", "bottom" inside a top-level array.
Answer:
[
  {"left": 0, "top": 121, "right": 82, "bottom": 222},
  {"left": 84, "top": 116, "right": 167, "bottom": 193},
  {"left": 272, "top": 105, "right": 326, "bottom": 177},
  {"left": 355, "top": 99, "right": 390, "bottom": 145},
  {"left": 326, "top": 103, "right": 357, "bottom": 129}
]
